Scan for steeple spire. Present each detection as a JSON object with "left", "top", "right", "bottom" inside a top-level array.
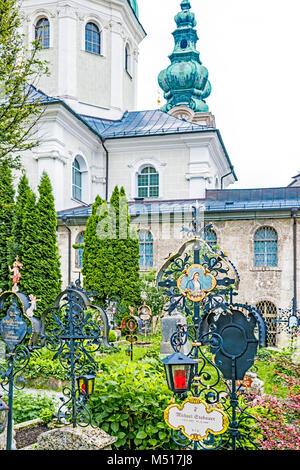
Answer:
[{"left": 158, "top": 0, "right": 211, "bottom": 115}]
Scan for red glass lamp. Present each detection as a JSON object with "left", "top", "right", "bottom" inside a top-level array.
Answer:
[
  {"left": 77, "top": 373, "right": 96, "bottom": 397},
  {"left": 162, "top": 352, "right": 196, "bottom": 394}
]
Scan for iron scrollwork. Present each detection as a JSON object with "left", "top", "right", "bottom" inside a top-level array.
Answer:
[
  {"left": 44, "top": 282, "right": 111, "bottom": 428},
  {"left": 157, "top": 218, "right": 267, "bottom": 451}
]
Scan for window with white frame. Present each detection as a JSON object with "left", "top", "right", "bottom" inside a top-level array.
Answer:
[
  {"left": 72, "top": 157, "right": 82, "bottom": 201},
  {"left": 85, "top": 22, "right": 101, "bottom": 55},
  {"left": 35, "top": 18, "right": 50, "bottom": 49},
  {"left": 138, "top": 230, "right": 153, "bottom": 268},
  {"left": 137, "top": 166, "right": 159, "bottom": 199},
  {"left": 254, "top": 226, "right": 278, "bottom": 267}
]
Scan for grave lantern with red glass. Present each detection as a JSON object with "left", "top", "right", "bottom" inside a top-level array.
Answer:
[
  {"left": 77, "top": 373, "right": 96, "bottom": 397},
  {"left": 162, "top": 352, "right": 196, "bottom": 394}
]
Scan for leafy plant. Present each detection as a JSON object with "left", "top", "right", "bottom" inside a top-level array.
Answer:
[
  {"left": 2, "top": 391, "right": 56, "bottom": 424},
  {"left": 247, "top": 349, "right": 300, "bottom": 450},
  {"left": 89, "top": 361, "right": 177, "bottom": 450}
]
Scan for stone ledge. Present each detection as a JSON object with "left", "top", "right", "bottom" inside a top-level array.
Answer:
[{"left": 35, "top": 425, "right": 117, "bottom": 451}]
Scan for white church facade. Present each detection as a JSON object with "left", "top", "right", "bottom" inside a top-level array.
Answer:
[{"left": 18, "top": 0, "right": 300, "bottom": 348}]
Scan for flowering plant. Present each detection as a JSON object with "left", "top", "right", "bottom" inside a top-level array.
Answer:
[{"left": 248, "top": 352, "right": 300, "bottom": 450}]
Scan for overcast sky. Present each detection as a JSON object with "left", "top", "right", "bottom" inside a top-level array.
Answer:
[{"left": 136, "top": 0, "right": 300, "bottom": 189}]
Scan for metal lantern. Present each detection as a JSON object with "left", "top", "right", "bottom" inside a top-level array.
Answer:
[
  {"left": 162, "top": 352, "right": 196, "bottom": 394},
  {"left": 125, "top": 348, "right": 131, "bottom": 356},
  {"left": 77, "top": 373, "right": 96, "bottom": 397},
  {"left": 0, "top": 398, "right": 9, "bottom": 434}
]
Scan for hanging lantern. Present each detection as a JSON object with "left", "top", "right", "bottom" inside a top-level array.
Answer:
[
  {"left": 0, "top": 398, "right": 9, "bottom": 434},
  {"left": 77, "top": 373, "right": 96, "bottom": 397},
  {"left": 161, "top": 352, "right": 196, "bottom": 394},
  {"left": 125, "top": 348, "right": 131, "bottom": 356}
]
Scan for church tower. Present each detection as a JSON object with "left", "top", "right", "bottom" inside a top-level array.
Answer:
[
  {"left": 20, "top": 0, "right": 146, "bottom": 119},
  {"left": 158, "top": 0, "right": 215, "bottom": 126}
]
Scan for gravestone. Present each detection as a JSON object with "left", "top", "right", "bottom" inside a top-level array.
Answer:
[{"left": 160, "top": 309, "right": 190, "bottom": 356}]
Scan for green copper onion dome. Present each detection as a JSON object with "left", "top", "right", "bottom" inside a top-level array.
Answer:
[
  {"left": 128, "top": 0, "right": 139, "bottom": 18},
  {"left": 158, "top": 0, "right": 211, "bottom": 113}
]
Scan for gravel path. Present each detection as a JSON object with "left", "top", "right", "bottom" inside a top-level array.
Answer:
[{"left": 22, "top": 388, "right": 64, "bottom": 405}]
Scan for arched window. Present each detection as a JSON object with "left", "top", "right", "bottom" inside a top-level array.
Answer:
[
  {"left": 85, "top": 22, "right": 101, "bottom": 55},
  {"left": 35, "top": 18, "right": 50, "bottom": 49},
  {"left": 203, "top": 228, "right": 217, "bottom": 250},
  {"left": 138, "top": 231, "right": 153, "bottom": 269},
  {"left": 256, "top": 301, "right": 278, "bottom": 346},
  {"left": 72, "top": 157, "right": 82, "bottom": 201},
  {"left": 137, "top": 166, "right": 159, "bottom": 198},
  {"left": 75, "top": 232, "right": 85, "bottom": 269},
  {"left": 254, "top": 227, "right": 278, "bottom": 267}
]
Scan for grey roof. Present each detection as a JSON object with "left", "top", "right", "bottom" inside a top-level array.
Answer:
[
  {"left": 80, "top": 110, "right": 213, "bottom": 139},
  {"left": 57, "top": 186, "right": 300, "bottom": 221},
  {"left": 27, "top": 85, "right": 237, "bottom": 180}
]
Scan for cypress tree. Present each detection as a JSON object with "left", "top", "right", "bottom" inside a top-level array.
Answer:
[
  {"left": 82, "top": 187, "right": 141, "bottom": 308},
  {"left": 8, "top": 172, "right": 32, "bottom": 265},
  {"left": 0, "top": 163, "right": 15, "bottom": 291},
  {"left": 18, "top": 190, "right": 39, "bottom": 297},
  {"left": 82, "top": 195, "right": 107, "bottom": 300},
  {"left": 35, "top": 172, "right": 61, "bottom": 312},
  {"left": 18, "top": 172, "right": 61, "bottom": 314}
]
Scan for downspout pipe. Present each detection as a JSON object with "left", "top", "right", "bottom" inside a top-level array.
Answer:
[
  {"left": 221, "top": 170, "right": 234, "bottom": 190},
  {"left": 292, "top": 208, "right": 299, "bottom": 313},
  {"left": 100, "top": 137, "right": 109, "bottom": 201},
  {"left": 62, "top": 215, "right": 71, "bottom": 286}
]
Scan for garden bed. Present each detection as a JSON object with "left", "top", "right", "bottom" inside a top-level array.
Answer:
[{"left": 14, "top": 418, "right": 49, "bottom": 450}]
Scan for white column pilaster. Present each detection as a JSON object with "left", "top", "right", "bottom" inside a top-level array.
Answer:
[
  {"left": 57, "top": 5, "right": 78, "bottom": 102},
  {"left": 109, "top": 20, "right": 124, "bottom": 112}
]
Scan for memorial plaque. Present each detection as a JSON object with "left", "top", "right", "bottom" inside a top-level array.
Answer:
[
  {"left": 0, "top": 307, "right": 27, "bottom": 352},
  {"left": 177, "top": 264, "right": 217, "bottom": 303},
  {"left": 164, "top": 397, "right": 229, "bottom": 441}
]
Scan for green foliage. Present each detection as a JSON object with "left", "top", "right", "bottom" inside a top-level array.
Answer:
[
  {"left": 0, "top": 163, "right": 14, "bottom": 291},
  {"left": 7, "top": 172, "right": 32, "bottom": 266},
  {"left": 40, "top": 408, "right": 53, "bottom": 424},
  {"left": 83, "top": 187, "right": 141, "bottom": 309},
  {"left": 2, "top": 391, "right": 56, "bottom": 424},
  {"left": 141, "top": 270, "right": 167, "bottom": 318},
  {"left": 89, "top": 361, "right": 176, "bottom": 450},
  {"left": 18, "top": 172, "right": 61, "bottom": 315},
  {"left": 108, "top": 330, "right": 117, "bottom": 342},
  {"left": 23, "top": 348, "right": 69, "bottom": 382},
  {"left": 0, "top": 0, "right": 48, "bottom": 168}
]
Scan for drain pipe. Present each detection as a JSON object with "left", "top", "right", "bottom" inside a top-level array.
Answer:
[
  {"left": 292, "top": 209, "right": 299, "bottom": 313},
  {"left": 100, "top": 137, "right": 109, "bottom": 201},
  {"left": 62, "top": 215, "right": 71, "bottom": 286},
  {"left": 221, "top": 170, "right": 234, "bottom": 190}
]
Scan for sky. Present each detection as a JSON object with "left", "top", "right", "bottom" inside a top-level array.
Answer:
[{"left": 136, "top": 0, "right": 300, "bottom": 189}]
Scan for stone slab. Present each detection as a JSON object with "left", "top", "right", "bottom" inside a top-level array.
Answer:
[{"left": 36, "top": 425, "right": 117, "bottom": 451}]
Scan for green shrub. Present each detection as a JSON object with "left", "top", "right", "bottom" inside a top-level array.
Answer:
[
  {"left": 89, "top": 361, "right": 177, "bottom": 450},
  {"left": 108, "top": 330, "right": 117, "bottom": 342},
  {"left": 23, "top": 348, "right": 69, "bottom": 382},
  {"left": 3, "top": 391, "right": 57, "bottom": 424},
  {"left": 40, "top": 408, "right": 53, "bottom": 424}
]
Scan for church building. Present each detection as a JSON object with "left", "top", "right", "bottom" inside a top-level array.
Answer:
[{"left": 19, "top": 0, "right": 300, "bottom": 348}]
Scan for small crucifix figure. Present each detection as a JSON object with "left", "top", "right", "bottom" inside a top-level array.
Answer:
[{"left": 9, "top": 257, "right": 23, "bottom": 293}]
